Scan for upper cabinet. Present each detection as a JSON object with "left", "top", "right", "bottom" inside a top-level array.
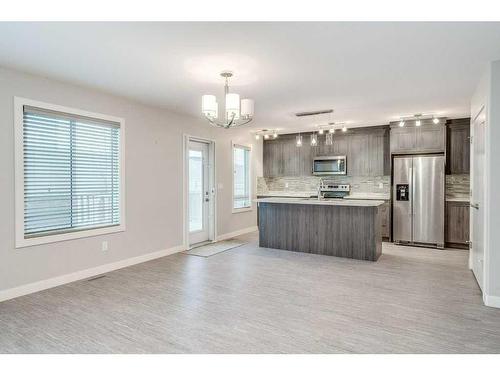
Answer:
[
  {"left": 263, "top": 126, "right": 389, "bottom": 178},
  {"left": 446, "top": 118, "right": 470, "bottom": 175},
  {"left": 390, "top": 119, "right": 446, "bottom": 154},
  {"left": 264, "top": 134, "right": 313, "bottom": 177}
]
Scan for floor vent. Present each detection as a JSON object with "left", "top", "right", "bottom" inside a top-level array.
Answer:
[{"left": 86, "top": 275, "right": 107, "bottom": 282}]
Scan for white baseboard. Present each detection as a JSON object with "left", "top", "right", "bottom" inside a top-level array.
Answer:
[
  {"left": 0, "top": 244, "right": 185, "bottom": 303},
  {"left": 216, "top": 226, "right": 258, "bottom": 241},
  {"left": 484, "top": 294, "right": 500, "bottom": 308}
]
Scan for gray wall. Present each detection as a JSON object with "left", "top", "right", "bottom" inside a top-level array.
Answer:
[{"left": 0, "top": 67, "right": 262, "bottom": 292}]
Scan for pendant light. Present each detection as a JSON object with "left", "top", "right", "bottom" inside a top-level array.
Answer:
[
  {"left": 296, "top": 134, "right": 303, "bottom": 147},
  {"left": 325, "top": 132, "right": 333, "bottom": 146},
  {"left": 310, "top": 133, "right": 318, "bottom": 147}
]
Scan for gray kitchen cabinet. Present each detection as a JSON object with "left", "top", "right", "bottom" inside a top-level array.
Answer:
[
  {"left": 416, "top": 125, "right": 446, "bottom": 153},
  {"left": 380, "top": 200, "right": 390, "bottom": 240},
  {"left": 313, "top": 133, "right": 348, "bottom": 157},
  {"left": 390, "top": 120, "right": 446, "bottom": 154},
  {"left": 263, "top": 126, "right": 390, "bottom": 178},
  {"left": 348, "top": 128, "right": 388, "bottom": 177},
  {"left": 281, "top": 138, "right": 298, "bottom": 176},
  {"left": 445, "top": 201, "right": 470, "bottom": 248},
  {"left": 297, "top": 139, "right": 313, "bottom": 176},
  {"left": 263, "top": 139, "right": 282, "bottom": 177},
  {"left": 390, "top": 126, "right": 417, "bottom": 153},
  {"left": 263, "top": 134, "right": 313, "bottom": 177},
  {"left": 369, "top": 130, "right": 387, "bottom": 176},
  {"left": 348, "top": 134, "right": 370, "bottom": 176},
  {"left": 446, "top": 119, "right": 470, "bottom": 175}
]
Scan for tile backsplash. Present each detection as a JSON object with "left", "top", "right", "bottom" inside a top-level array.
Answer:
[
  {"left": 258, "top": 173, "right": 470, "bottom": 199},
  {"left": 257, "top": 175, "right": 390, "bottom": 195},
  {"left": 446, "top": 174, "right": 470, "bottom": 199}
]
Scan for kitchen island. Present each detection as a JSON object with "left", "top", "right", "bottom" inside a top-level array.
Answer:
[{"left": 256, "top": 197, "right": 385, "bottom": 261}]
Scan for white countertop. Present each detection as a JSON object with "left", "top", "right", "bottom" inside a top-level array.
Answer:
[
  {"left": 255, "top": 197, "right": 385, "bottom": 207},
  {"left": 343, "top": 192, "right": 390, "bottom": 200},
  {"left": 257, "top": 191, "right": 317, "bottom": 198},
  {"left": 446, "top": 197, "right": 470, "bottom": 202},
  {"left": 257, "top": 191, "right": 390, "bottom": 200}
]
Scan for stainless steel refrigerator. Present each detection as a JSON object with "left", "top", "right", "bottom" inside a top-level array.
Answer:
[{"left": 393, "top": 154, "right": 445, "bottom": 248}]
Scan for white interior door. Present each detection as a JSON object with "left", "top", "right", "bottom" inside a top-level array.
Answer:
[
  {"left": 188, "top": 140, "right": 210, "bottom": 245},
  {"left": 471, "top": 111, "right": 485, "bottom": 290}
]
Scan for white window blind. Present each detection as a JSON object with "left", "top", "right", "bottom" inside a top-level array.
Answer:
[
  {"left": 233, "top": 144, "right": 251, "bottom": 210},
  {"left": 23, "top": 106, "right": 121, "bottom": 238}
]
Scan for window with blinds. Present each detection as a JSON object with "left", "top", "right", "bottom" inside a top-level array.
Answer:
[
  {"left": 22, "top": 105, "right": 121, "bottom": 239},
  {"left": 232, "top": 144, "right": 251, "bottom": 210}
]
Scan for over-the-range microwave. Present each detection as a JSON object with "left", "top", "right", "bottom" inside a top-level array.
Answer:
[{"left": 312, "top": 156, "right": 347, "bottom": 175}]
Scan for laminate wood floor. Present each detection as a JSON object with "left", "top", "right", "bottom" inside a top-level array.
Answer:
[{"left": 1, "top": 231, "right": 499, "bottom": 353}]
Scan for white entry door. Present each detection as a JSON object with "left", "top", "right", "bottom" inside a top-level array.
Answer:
[
  {"left": 188, "top": 140, "right": 211, "bottom": 245},
  {"left": 471, "top": 110, "right": 486, "bottom": 290}
]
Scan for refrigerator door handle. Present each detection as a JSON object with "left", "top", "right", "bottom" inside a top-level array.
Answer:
[{"left": 409, "top": 166, "right": 414, "bottom": 216}]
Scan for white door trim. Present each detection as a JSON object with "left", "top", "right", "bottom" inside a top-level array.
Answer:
[
  {"left": 183, "top": 134, "right": 217, "bottom": 249},
  {"left": 470, "top": 104, "right": 488, "bottom": 299}
]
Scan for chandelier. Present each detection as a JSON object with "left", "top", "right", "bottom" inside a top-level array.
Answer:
[{"left": 201, "top": 71, "right": 254, "bottom": 128}]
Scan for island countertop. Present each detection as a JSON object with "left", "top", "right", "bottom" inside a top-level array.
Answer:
[{"left": 255, "top": 197, "right": 385, "bottom": 207}]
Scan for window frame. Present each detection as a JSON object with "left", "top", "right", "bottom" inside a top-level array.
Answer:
[
  {"left": 231, "top": 141, "right": 252, "bottom": 214},
  {"left": 14, "top": 97, "right": 126, "bottom": 248}
]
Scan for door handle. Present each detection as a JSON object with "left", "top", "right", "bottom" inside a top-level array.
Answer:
[{"left": 470, "top": 203, "right": 479, "bottom": 210}]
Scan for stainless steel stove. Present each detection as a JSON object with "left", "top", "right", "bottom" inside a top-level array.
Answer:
[{"left": 318, "top": 179, "right": 350, "bottom": 199}]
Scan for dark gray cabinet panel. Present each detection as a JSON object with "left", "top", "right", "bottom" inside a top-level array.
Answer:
[
  {"left": 263, "top": 140, "right": 283, "bottom": 177},
  {"left": 390, "top": 121, "right": 446, "bottom": 154},
  {"left": 314, "top": 133, "right": 349, "bottom": 157},
  {"left": 390, "top": 126, "right": 417, "bottom": 153},
  {"left": 446, "top": 119, "right": 470, "bottom": 175},
  {"left": 258, "top": 202, "right": 382, "bottom": 261},
  {"left": 370, "top": 131, "right": 387, "bottom": 176},
  {"left": 348, "top": 134, "right": 370, "bottom": 176},
  {"left": 445, "top": 201, "right": 469, "bottom": 248},
  {"left": 380, "top": 200, "right": 390, "bottom": 240},
  {"left": 416, "top": 125, "right": 446, "bottom": 152}
]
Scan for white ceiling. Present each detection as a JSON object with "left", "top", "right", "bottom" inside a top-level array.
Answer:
[{"left": 1, "top": 22, "right": 500, "bottom": 132}]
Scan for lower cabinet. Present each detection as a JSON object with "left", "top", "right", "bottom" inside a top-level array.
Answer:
[
  {"left": 380, "top": 201, "right": 390, "bottom": 241},
  {"left": 445, "top": 201, "right": 470, "bottom": 249}
]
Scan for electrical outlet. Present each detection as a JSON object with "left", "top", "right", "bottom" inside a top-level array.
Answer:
[{"left": 101, "top": 241, "right": 108, "bottom": 252}]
